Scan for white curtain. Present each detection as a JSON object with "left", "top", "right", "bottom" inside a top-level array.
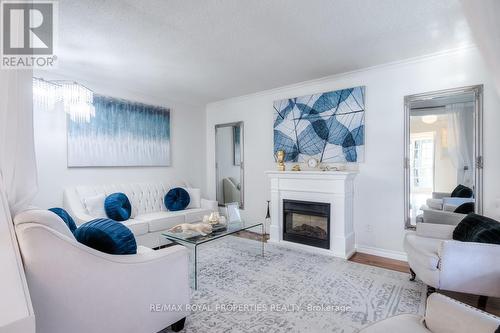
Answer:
[
  {"left": 0, "top": 70, "right": 37, "bottom": 215},
  {"left": 446, "top": 103, "right": 473, "bottom": 187}
]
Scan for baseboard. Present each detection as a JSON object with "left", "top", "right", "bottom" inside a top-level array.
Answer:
[{"left": 355, "top": 244, "right": 408, "bottom": 262}]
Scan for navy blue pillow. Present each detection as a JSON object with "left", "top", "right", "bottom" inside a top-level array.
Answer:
[
  {"left": 104, "top": 192, "right": 131, "bottom": 221},
  {"left": 451, "top": 184, "right": 473, "bottom": 198},
  {"left": 164, "top": 187, "right": 190, "bottom": 211},
  {"left": 453, "top": 213, "right": 500, "bottom": 245},
  {"left": 454, "top": 202, "right": 475, "bottom": 214},
  {"left": 74, "top": 218, "right": 137, "bottom": 255},
  {"left": 49, "top": 207, "right": 77, "bottom": 233}
]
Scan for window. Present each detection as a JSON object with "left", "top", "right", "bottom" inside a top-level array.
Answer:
[{"left": 410, "top": 132, "right": 435, "bottom": 191}]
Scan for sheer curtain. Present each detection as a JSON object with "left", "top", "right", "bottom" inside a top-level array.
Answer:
[
  {"left": 446, "top": 103, "right": 473, "bottom": 187},
  {"left": 0, "top": 70, "right": 38, "bottom": 214}
]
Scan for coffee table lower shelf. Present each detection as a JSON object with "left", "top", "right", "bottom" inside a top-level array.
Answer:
[{"left": 162, "top": 221, "right": 265, "bottom": 290}]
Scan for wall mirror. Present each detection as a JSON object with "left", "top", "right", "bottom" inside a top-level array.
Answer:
[
  {"left": 215, "top": 122, "right": 244, "bottom": 209},
  {"left": 404, "top": 85, "right": 483, "bottom": 229}
]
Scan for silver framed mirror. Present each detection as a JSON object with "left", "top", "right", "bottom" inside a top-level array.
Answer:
[
  {"left": 215, "top": 122, "right": 244, "bottom": 209},
  {"left": 404, "top": 85, "right": 483, "bottom": 229}
]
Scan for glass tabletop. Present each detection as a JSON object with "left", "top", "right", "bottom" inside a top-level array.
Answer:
[{"left": 162, "top": 220, "right": 263, "bottom": 245}]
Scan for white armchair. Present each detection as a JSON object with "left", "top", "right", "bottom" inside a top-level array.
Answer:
[
  {"left": 404, "top": 223, "right": 500, "bottom": 306},
  {"left": 426, "top": 192, "right": 474, "bottom": 211},
  {"left": 421, "top": 208, "right": 466, "bottom": 226},
  {"left": 360, "top": 293, "right": 500, "bottom": 333},
  {"left": 14, "top": 209, "right": 191, "bottom": 333}
]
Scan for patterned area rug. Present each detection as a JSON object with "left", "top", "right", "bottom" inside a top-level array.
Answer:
[{"left": 176, "top": 236, "right": 426, "bottom": 333}]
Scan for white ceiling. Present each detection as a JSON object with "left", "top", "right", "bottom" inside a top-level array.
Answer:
[{"left": 46, "top": 0, "right": 474, "bottom": 105}]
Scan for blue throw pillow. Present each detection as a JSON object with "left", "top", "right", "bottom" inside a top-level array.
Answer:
[
  {"left": 48, "top": 207, "right": 77, "bottom": 233},
  {"left": 74, "top": 218, "right": 137, "bottom": 255},
  {"left": 104, "top": 192, "right": 132, "bottom": 221},
  {"left": 164, "top": 187, "right": 190, "bottom": 211}
]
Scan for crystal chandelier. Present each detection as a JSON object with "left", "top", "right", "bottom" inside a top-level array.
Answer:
[
  {"left": 59, "top": 82, "right": 96, "bottom": 123},
  {"left": 32, "top": 77, "right": 96, "bottom": 123},
  {"left": 33, "top": 77, "right": 60, "bottom": 112}
]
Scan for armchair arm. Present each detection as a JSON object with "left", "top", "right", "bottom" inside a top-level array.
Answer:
[
  {"left": 433, "top": 192, "right": 451, "bottom": 199},
  {"left": 201, "top": 198, "right": 218, "bottom": 211},
  {"left": 416, "top": 223, "right": 455, "bottom": 239},
  {"left": 438, "top": 240, "right": 500, "bottom": 297},
  {"left": 425, "top": 293, "right": 500, "bottom": 333},
  {"left": 426, "top": 198, "right": 444, "bottom": 210},
  {"left": 422, "top": 209, "right": 465, "bottom": 226}
]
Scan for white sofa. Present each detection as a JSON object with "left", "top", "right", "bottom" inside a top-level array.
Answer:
[
  {"left": 404, "top": 223, "right": 500, "bottom": 300},
  {"left": 14, "top": 209, "right": 190, "bottom": 333},
  {"left": 360, "top": 293, "right": 500, "bottom": 333},
  {"left": 64, "top": 182, "right": 218, "bottom": 248}
]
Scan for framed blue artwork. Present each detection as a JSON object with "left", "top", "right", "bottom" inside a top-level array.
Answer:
[
  {"left": 273, "top": 86, "right": 365, "bottom": 163},
  {"left": 67, "top": 95, "right": 170, "bottom": 167}
]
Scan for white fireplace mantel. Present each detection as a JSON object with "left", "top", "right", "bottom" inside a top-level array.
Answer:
[{"left": 266, "top": 170, "right": 357, "bottom": 259}]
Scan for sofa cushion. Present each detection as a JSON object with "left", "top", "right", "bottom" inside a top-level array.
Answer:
[
  {"left": 450, "top": 184, "right": 473, "bottom": 198},
  {"left": 121, "top": 219, "right": 149, "bottom": 236},
  {"left": 404, "top": 233, "right": 441, "bottom": 271},
  {"left": 164, "top": 187, "right": 190, "bottom": 211},
  {"left": 105, "top": 192, "right": 132, "bottom": 221},
  {"left": 184, "top": 208, "right": 213, "bottom": 223},
  {"left": 136, "top": 245, "right": 154, "bottom": 254},
  {"left": 48, "top": 207, "right": 77, "bottom": 233},
  {"left": 453, "top": 213, "right": 500, "bottom": 245},
  {"left": 135, "top": 211, "right": 186, "bottom": 232},
  {"left": 74, "top": 218, "right": 137, "bottom": 255}
]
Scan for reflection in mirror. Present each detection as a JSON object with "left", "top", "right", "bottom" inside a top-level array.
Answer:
[
  {"left": 405, "top": 86, "right": 482, "bottom": 228},
  {"left": 215, "top": 122, "right": 244, "bottom": 208}
]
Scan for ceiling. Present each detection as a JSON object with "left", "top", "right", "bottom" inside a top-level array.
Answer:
[{"left": 44, "top": 0, "right": 474, "bottom": 105}]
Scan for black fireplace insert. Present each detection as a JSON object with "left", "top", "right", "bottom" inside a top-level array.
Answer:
[{"left": 283, "top": 199, "right": 330, "bottom": 249}]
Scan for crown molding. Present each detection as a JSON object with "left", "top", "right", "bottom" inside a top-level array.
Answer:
[{"left": 207, "top": 44, "right": 478, "bottom": 108}]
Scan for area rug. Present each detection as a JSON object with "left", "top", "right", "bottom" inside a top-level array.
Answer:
[{"left": 176, "top": 236, "right": 426, "bottom": 333}]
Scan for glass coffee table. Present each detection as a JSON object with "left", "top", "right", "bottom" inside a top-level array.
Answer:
[{"left": 162, "top": 220, "right": 265, "bottom": 289}]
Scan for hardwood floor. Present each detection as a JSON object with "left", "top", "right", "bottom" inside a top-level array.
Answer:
[
  {"left": 235, "top": 232, "right": 500, "bottom": 317},
  {"left": 349, "top": 252, "right": 409, "bottom": 273}
]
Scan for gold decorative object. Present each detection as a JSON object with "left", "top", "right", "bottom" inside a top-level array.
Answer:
[
  {"left": 291, "top": 164, "right": 301, "bottom": 171},
  {"left": 276, "top": 150, "right": 286, "bottom": 171}
]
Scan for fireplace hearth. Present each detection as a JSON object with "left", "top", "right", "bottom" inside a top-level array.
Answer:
[{"left": 283, "top": 199, "right": 330, "bottom": 249}]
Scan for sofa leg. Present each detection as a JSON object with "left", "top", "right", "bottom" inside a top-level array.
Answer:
[
  {"left": 171, "top": 317, "right": 186, "bottom": 332},
  {"left": 409, "top": 268, "right": 416, "bottom": 281},
  {"left": 477, "top": 296, "right": 488, "bottom": 310},
  {"left": 427, "top": 286, "right": 436, "bottom": 297}
]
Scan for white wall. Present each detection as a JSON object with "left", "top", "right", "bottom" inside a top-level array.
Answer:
[
  {"left": 33, "top": 82, "right": 206, "bottom": 208},
  {"left": 205, "top": 47, "right": 500, "bottom": 257}
]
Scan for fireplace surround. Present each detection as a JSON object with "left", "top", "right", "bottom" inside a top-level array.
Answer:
[{"left": 266, "top": 170, "right": 357, "bottom": 258}]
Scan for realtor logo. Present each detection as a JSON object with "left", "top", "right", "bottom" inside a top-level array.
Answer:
[{"left": 1, "top": 0, "right": 57, "bottom": 68}]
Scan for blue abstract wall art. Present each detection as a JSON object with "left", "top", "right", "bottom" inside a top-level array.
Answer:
[
  {"left": 273, "top": 86, "right": 365, "bottom": 163},
  {"left": 68, "top": 95, "right": 170, "bottom": 167}
]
